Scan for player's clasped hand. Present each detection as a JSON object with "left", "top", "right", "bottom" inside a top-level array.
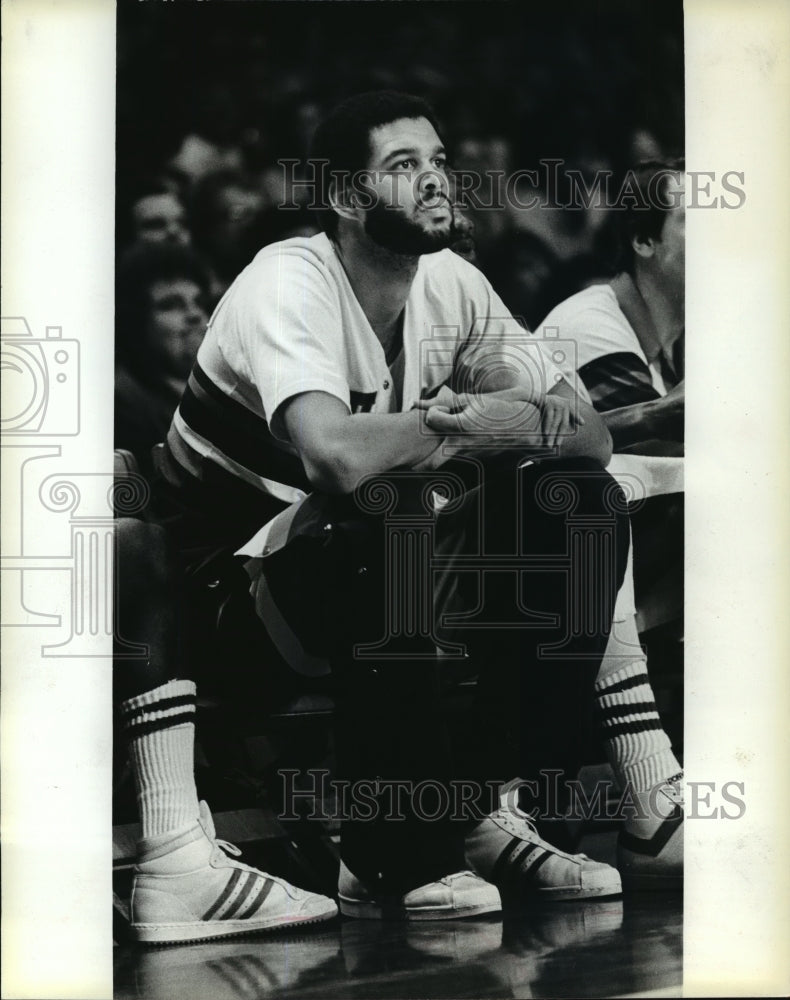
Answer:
[{"left": 418, "top": 388, "right": 584, "bottom": 450}]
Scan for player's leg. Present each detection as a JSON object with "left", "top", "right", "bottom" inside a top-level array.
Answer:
[
  {"left": 258, "top": 485, "right": 501, "bottom": 920},
  {"left": 447, "top": 456, "right": 629, "bottom": 901},
  {"left": 114, "top": 517, "right": 337, "bottom": 944},
  {"left": 595, "top": 608, "right": 683, "bottom": 889}
]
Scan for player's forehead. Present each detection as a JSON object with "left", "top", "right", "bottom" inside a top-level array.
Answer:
[
  {"left": 367, "top": 117, "right": 443, "bottom": 165},
  {"left": 134, "top": 193, "right": 183, "bottom": 219},
  {"left": 149, "top": 277, "right": 201, "bottom": 301}
]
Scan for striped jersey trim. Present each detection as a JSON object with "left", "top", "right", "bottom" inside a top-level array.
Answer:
[
  {"left": 180, "top": 364, "right": 311, "bottom": 492},
  {"left": 164, "top": 359, "right": 311, "bottom": 510},
  {"left": 579, "top": 352, "right": 661, "bottom": 412}
]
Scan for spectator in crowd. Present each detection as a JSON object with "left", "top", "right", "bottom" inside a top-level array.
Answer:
[
  {"left": 128, "top": 181, "right": 192, "bottom": 250},
  {"left": 115, "top": 243, "right": 210, "bottom": 477},
  {"left": 190, "top": 169, "right": 266, "bottom": 299}
]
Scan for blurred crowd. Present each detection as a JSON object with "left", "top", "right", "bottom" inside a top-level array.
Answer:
[{"left": 115, "top": 0, "right": 684, "bottom": 471}]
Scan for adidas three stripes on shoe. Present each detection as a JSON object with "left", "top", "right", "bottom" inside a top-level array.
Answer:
[
  {"left": 131, "top": 801, "right": 338, "bottom": 943},
  {"left": 464, "top": 782, "right": 622, "bottom": 902}
]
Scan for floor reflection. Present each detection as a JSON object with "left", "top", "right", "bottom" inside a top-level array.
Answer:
[{"left": 114, "top": 894, "right": 681, "bottom": 999}]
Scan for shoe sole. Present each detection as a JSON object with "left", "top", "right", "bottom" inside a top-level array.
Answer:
[
  {"left": 339, "top": 896, "right": 501, "bottom": 921},
  {"left": 131, "top": 903, "right": 339, "bottom": 944},
  {"left": 525, "top": 884, "right": 623, "bottom": 902}
]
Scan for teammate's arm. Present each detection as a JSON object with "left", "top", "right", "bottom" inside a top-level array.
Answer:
[
  {"left": 280, "top": 391, "right": 445, "bottom": 495},
  {"left": 599, "top": 380, "right": 684, "bottom": 449}
]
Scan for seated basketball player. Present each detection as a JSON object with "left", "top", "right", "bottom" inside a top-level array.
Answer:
[{"left": 119, "top": 92, "right": 636, "bottom": 943}]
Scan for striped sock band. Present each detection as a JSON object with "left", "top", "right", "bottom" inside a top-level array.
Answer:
[
  {"left": 120, "top": 679, "right": 200, "bottom": 838},
  {"left": 595, "top": 660, "right": 680, "bottom": 792}
]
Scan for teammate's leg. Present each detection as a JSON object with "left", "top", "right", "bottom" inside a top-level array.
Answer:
[{"left": 114, "top": 517, "right": 337, "bottom": 943}]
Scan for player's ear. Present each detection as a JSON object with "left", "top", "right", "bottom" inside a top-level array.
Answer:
[
  {"left": 631, "top": 233, "right": 656, "bottom": 260},
  {"left": 329, "top": 176, "right": 358, "bottom": 223}
]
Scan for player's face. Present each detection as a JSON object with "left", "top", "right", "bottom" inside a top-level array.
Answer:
[
  {"left": 145, "top": 278, "right": 208, "bottom": 380},
  {"left": 361, "top": 117, "right": 454, "bottom": 255},
  {"left": 654, "top": 175, "right": 685, "bottom": 295},
  {"left": 133, "top": 193, "right": 191, "bottom": 247}
]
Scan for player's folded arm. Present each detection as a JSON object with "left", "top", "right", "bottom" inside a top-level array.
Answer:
[{"left": 278, "top": 390, "right": 444, "bottom": 496}]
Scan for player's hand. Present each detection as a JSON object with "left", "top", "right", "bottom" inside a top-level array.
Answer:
[
  {"left": 424, "top": 396, "right": 544, "bottom": 443},
  {"left": 538, "top": 394, "right": 584, "bottom": 448},
  {"left": 413, "top": 385, "right": 470, "bottom": 413}
]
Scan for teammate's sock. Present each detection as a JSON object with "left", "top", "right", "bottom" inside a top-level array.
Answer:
[
  {"left": 120, "top": 679, "right": 200, "bottom": 838},
  {"left": 594, "top": 659, "right": 680, "bottom": 792}
]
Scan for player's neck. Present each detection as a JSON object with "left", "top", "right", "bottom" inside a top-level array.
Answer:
[
  {"left": 334, "top": 231, "right": 418, "bottom": 346},
  {"left": 633, "top": 268, "right": 684, "bottom": 348}
]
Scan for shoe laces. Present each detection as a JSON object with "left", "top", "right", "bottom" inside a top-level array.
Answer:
[
  {"left": 215, "top": 838, "right": 242, "bottom": 858},
  {"left": 491, "top": 804, "right": 588, "bottom": 862}
]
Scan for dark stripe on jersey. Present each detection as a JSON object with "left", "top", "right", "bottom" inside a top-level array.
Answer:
[
  {"left": 179, "top": 369, "right": 312, "bottom": 493},
  {"left": 579, "top": 352, "right": 661, "bottom": 412},
  {"left": 350, "top": 390, "right": 377, "bottom": 414},
  {"left": 154, "top": 440, "right": 290, "bottom": 554}
]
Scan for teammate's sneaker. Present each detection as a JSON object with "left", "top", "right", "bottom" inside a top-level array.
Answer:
[
  {"left": 130, "top": 801, "right": 338, "bottom": 943},
  {"left": 338, "top": 861, "right": 501, "bottom": 921},
  {"left": 617, "top": 772, "right": 683, "bottom": 890},
  {"left": 465, "top": 783, "right": 622, "bottom": 902}
]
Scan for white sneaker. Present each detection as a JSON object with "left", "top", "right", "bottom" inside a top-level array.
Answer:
[
  {"left": 465, "top": 782, "right": 622, "bottom": 901},
  {"left": 338, "top": 861, "right": 501, "bottom": 921},
  {"left": 131, "top": 801, "right": 338, "bottom": 943},
  {"left": 617, "top": 773, "right": 683, "bottom": 890}
]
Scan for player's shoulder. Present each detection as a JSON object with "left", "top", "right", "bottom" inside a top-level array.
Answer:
[
  {"left": 537, "top": 282, "right": 641, "bottom": 365},
  {"left": 418, "top": 247, "right": 490, "bottom": 296},
  {"left": 246, "top": 232, "right": 335, "bottom": 276},
  {"left": 539, "top": 283, "right": 620, "bottom": 328}
]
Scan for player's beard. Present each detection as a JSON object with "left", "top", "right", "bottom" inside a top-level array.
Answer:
[{"left": 363, "top": 201, "right": 455, "bottom": 256}]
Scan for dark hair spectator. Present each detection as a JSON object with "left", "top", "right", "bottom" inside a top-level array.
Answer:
[
  {"left": 189, "top": 169, "right": 265, "bottom": 290},
  {"left": 126, "top": 180, "right": 192, "bottom": 251},
  {"left": 616, "top": 158, "right": 685, "bottom": 272},
  {"left": 115, "top": 243, "right": 210, "bottom": 473}
]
